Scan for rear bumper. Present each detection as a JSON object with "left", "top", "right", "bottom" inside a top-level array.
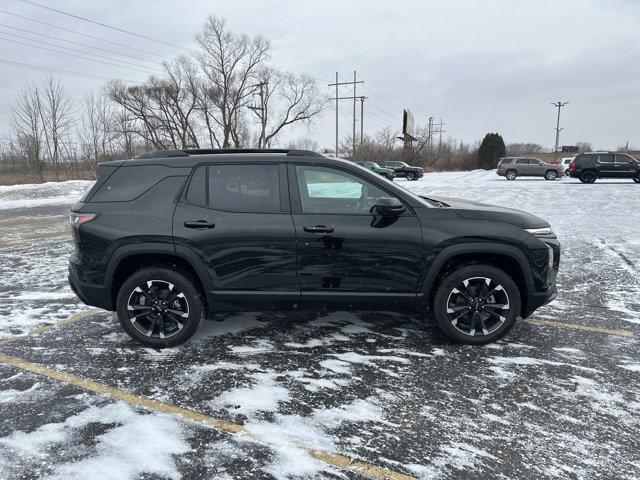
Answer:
[{"left": 68, "top": 267, "right": 112, "bottom": 311}]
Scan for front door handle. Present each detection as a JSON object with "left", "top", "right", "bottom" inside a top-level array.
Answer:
[
  {"left": 303, "top": 225, "right": 334, "bottom": 234},
  {"left": 184, "top": 220, "right": 215, "bottom": 229}
]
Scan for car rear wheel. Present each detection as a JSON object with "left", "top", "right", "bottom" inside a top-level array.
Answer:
[
  {"left": 544, "top": 170, "right": 557, "bottom": 180},
  {"left": 406, "top": 172, "right": 417, "bottom": 181},
  {"left": 579, "top": 171, "right": 597, "bottom": 184},
  {"left": 433, "top": 265, "right": 521, "bottom": 345},
  {"left": 116, "top": 267, "right": 203, "bottom": 348},
  {"left": 505, "top": 170, "right": 517, "bottom": 180}
]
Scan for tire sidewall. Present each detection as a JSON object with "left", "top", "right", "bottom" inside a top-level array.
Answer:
[
  {"left": 545, "top": 170, "right": 557, "bottom": 180},
  {"left": 506, "top": 170, "right": 517, "bottom": 180},
  {"left": 116, "top": 267, "right": 203, "bottom": 348},
  {"left": 407, "top": 172, "right": 416, "bottom": 181},
  {"left": 433, "top": 265, "right": 521, "bottom": 345}
]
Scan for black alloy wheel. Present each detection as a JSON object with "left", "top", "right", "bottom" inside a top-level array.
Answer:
[
  {"left": 127, "top": 280, "right": 189, "bottom": 339},
  {"left": 445, "top": 277, "right": 510, "bottom": 336},
  {"left": 433, "top": 265, "right": 521, "bottom": 345},
  {"left": 116, "top": 267, "right": 202, "bottom": 347}
]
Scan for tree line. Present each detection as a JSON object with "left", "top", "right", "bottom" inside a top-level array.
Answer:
[{"left": 0, "top": 16, "right": 328, "bottom": 184}]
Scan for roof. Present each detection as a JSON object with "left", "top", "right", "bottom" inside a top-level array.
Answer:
[{"left": 99, "top": 148, "right": 351, "bottom": 168}]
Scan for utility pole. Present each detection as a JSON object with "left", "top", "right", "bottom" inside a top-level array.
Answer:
[
  {"left": 328, "top": 71, "right": 364, "bottom": 158},
  {"left": 551, "top": 101, "right": 569, "bottom": 160},
  {"left": 360, "top": 96, "right": 365, "bottom": 144},
  {"left": 248, "top": 81, "right": 268, "bottom": 147}
]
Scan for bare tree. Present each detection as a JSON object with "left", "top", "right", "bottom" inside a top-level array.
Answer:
[
  {"left": 78, "top": 91, "right": 118, "bottom": 169},
  {"left": 38, "top": 76, "right": 75, "bottom": 181},
  {"left": 9, "top": 84, "right": 45, "bottom": 181},
  {"left": 195, "top": 15, "right": 270, "bottom": 148},
  {"left": 250, "top": 69, "right": 328, "bottom": 148}
]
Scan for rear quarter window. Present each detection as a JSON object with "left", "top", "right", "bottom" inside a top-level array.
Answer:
[{"left": 89, "top": 165, "right": 172, "bottom": 202}]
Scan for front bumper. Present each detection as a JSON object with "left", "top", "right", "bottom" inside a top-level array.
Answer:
[{"left": 523, "top": 284, "right": 557, "bottom": 318}]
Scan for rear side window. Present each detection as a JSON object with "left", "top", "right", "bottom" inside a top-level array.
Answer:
[
  {"left": 208, "top": 164, "right": 280, "bottom": 213},
  {"left": 515, "top": 158, "right": 529, "bottom": 165},
  {"left": 90, "top": 165, "right": 169, "bottom": 202},
  {"left": 186, "top": 166, "right": 206, "bottom": 205},
  {"left": 500, "top": 158, "right": 513, "bottom": 164}
]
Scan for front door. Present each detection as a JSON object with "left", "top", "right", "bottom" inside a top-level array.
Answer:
[
  {"left": 288, "top": 164, "right": 423, "bottom": 310},
  {"left": 614, "top": 154, "right": 637, "bottom": 178},
  {"left": 173, "top": 162, "right": 298, "bottom": 311}
]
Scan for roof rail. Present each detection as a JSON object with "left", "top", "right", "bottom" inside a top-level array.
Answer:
[{"left": 135, "top": 148, "right": 323, "bottom": 159}]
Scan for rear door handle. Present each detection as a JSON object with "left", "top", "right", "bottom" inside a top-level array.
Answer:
[
  {"left": 303, "top": 225, "right": 334, "bottom": 234},
  {"left": 184, "top": 220, "right": 215, "bottom": 229}
]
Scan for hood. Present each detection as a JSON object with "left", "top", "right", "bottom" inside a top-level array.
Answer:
[{"left": 424, "top": 195, "right": 550, "bottom": 229}]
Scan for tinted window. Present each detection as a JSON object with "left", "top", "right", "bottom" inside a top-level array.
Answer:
[
  {"left": 208, "top": 164, "right": 279, "bottom": 213},
  {"left": 500, "top": 158, "right": 514, "bottom": 164},
  {"left": 515, "top": 158, "right": 529, "bottom": 165},
  {"left": 530, "top": 158, "right": 542, "bottom": 165},
  {"left": 90, "top": 165, "right": 169, "bottom": 202},
  {"left": 185, "top": 165, "right": 206, "bottom": 205},
  {"left": 615, "top": 154, "right": 632, "bottom": 165},
  {"left": 295, "top": 165, "right": 391, "bottom": 214},
  {"left": 598, "top": 154, "right": 614, "bottom": 164}
]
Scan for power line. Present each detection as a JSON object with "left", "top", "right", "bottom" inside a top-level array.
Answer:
[
  {"left": 0, "top": 35, "right": 161, "bottom": 76},
  {"left": 0, "top": 58, "right": 142, "bottom": 83},
  {"left": 16, "top": 0, "right": 196, "bottom": 54},
  {"left": 0, "top": 23, "right": 163, "bottom": 65},
  {"left": 0, "top": 30, "right": 165, "bottom": 74},
  {"left": 367, "top": 101, "right": 398, "bottom": 123},
  {"left": 0, "top": 9, "right": 169, "bottom": 59}
]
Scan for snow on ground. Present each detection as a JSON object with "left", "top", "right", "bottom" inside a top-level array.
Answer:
[{"left": 0, "top": 172, "right": 639, "bottom": 479}]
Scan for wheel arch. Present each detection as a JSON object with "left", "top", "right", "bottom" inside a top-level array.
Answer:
[
  {"left": 422, "top": 243, "right": 534, "bottom": 316},
  {"left": 106, "top": 243, "right": 213, "bottom": 311}
]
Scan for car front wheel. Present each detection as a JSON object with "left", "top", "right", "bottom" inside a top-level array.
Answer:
[
  {"left": 433, "top": 265, "right": 521, "bottom": 345},
  {"left": 116, "top": 267, "right": 203, "bottom": 348},
  {"left": 634, "top": 175, "right": 640, "bottom": 183}
]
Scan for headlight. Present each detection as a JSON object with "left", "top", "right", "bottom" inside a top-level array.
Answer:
[
  {"left": 525, "top": 227, "right": 552, "bottom": 236},
  {"left": 547, "top": 244, "right": 554, "bottom": 268}
]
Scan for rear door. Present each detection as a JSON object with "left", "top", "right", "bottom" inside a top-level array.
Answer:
[
  {"left": 172, "top": 162, "right": 298, "bottom": 311},
  {"left": 515, "top": 158, "right": 531, "bottom": 175},
  {"left": 597, "top": 154, "right": 616, "bottom": 177},
  {"left": 289, "top": 163, "right": 422, "bottom": 310}
]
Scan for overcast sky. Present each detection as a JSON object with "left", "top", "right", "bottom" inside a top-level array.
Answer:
[{"left": 1, "top": 0, "right": 639, "bottom": 150}]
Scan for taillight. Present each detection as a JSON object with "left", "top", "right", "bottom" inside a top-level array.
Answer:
[
  {"left": 570, "top": 162, "right": 575, "bottom": 171},
  {"left": 69, "top": 212, "right": 98, "bottom": 225}
]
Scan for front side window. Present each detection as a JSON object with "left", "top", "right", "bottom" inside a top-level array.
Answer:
[
  {"left": 530, "top": 158, "right": 542, "bottom": 165},
  {"left": 295, "top": 165, "right": 391, "bottom": 214},
  {"left": 208, "top": 164, "right": 280, "bottom": 213}
]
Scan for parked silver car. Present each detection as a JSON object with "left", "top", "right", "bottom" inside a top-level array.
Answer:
[{"left": 497, "top": 157, "right": 563, "bottom": 180}]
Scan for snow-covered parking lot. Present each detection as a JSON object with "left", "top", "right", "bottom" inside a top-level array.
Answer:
[{"left": 0, "top": 172, "right": 639, "bottom": 479}]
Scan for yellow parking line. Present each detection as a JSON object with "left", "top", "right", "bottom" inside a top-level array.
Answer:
[
  {"left": 524, "top": 318, "right": 633, "bottom": 337},
  {"left": 0, "top": 308, "right": 103, "bottom": 346},
  {"left": 0, "top": 352, "right": 417, "bottom": 480}
]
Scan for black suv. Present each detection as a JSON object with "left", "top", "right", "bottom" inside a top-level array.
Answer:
[
  {"left": 69, "top": 149, "right": 559, "bottom": 347},
  {"left": 383, "top": 161, "right": 424, "bottom": 181},
  {"left": 569, "top": 152, "right": 640, "bottom": 183}
]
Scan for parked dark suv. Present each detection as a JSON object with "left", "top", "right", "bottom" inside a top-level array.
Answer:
[
  {"left": 69, "top": 149, "right": 559, "bottom": 347},
  {"left": 383, "top": 161, "right": 424, "bottom": 181},
  {"left": 569, "top": 152, "right": 640, "bottom": 183}
]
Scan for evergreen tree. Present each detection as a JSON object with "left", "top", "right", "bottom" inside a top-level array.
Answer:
[{"left": 478, "top": 133, "right": 506, "bottom": 169}]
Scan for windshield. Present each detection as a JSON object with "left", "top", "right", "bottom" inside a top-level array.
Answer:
[{"left": 370, "top": 162, "right": 382, "bottom": 168}]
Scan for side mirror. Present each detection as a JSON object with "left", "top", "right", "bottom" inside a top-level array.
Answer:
[{"left": 373, "top": 197, "right": 405, "bottom": 216}]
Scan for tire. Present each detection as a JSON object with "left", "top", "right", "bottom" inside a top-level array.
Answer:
[
  {"left": 505, "top": 170, "right": 517, "bottom": 181},
  {"left": 544, "top": 170, "right": 557, "bottom": 180},
  {"left": 633, "top": 175, "right": 640, "bottom": 183},
  {"left": 406, "top": 172, "right": 417, "bottom": 181},
  {"left": 432, "top": 264, "right": 521, "bottom": 345},
  {"left": 579, "top": 171, "right": 597, "bottom": 184},
  {"left": 564, "top": 169, "right": 571, "bottom": 177},
  {"left": 116, "top": 267, "right": 203, "bottom": 348}
]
